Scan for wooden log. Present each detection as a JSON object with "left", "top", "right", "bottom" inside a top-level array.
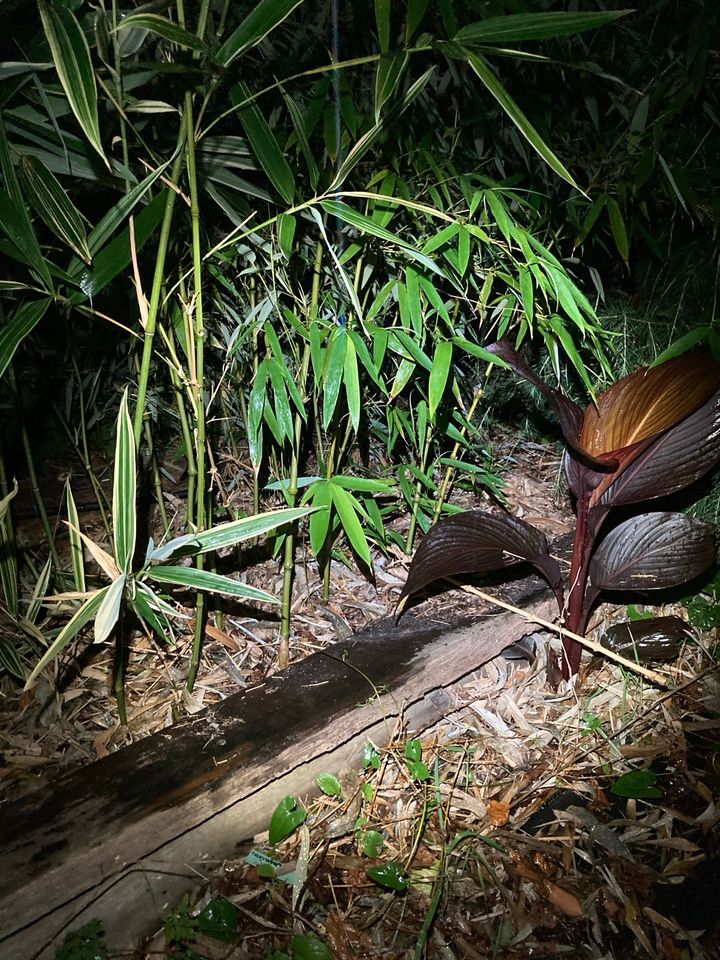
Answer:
[{"left": 0, "top": 572, "right": 556, "bottom": 959}]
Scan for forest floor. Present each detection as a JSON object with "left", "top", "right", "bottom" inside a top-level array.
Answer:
[{"left": 2, "top": 435, "right": 720, "bottom": 959}]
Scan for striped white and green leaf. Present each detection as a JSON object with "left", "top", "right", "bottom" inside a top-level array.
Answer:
[{"left": 112, "top": 389, "right": 137, "bottom": 574}]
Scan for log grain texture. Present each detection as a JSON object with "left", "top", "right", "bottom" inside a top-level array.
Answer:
[{"left": 0, "top": 571, "right": 556, "bottom": 959}]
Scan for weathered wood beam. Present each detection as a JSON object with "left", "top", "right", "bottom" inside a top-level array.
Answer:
[{"left": 0, "top": 572, "right": 556, "bottom": 960}]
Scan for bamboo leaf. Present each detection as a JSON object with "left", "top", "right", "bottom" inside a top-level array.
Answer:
[
  {"left": 344, "top": 334, "right": 361, "bottom": 432},
  {"left": 330, "top": 484, "right": 372, "bottom": 568},
  {"left": 606, "top": 196, "right": 629, "bottom": 262},
  {"left": 230, "top": 81, "right": 295, "bottom": 204},
  {"left": 0, "top": 298, "right": 51, "bottom": 379},
  {"left": 323, "top": 328, "right": 347, "bottom": 428},
  {"left": 38, "top": 0, "right": 108, "bottom": 167},
  {"left": 158, "top": 507, "right": 315, "bottom": 559},
  {"left": 465, "top": 52, "right": 578, "bottom": 189},
  {"left": 24, "top": 587, "right": 109, "bottom": 689},
  {"left": 112, "top": 389, "right": 137, "bottom": 575},
  {"left": 455, "top": 11, "right": 630, "bottom": 45},
  {"left": 305, "top": 481, "right": 333, "bottom": 556},
  {"left": 94, "top": 574, "right": 126, "bottom": 644},
  {"left": 66, "top": 483, "right": 85, "bottom": 593},
  {"left": 147, "top": 566, "right": 280, "bottom": 604},
  {"left": 375, "top": 0, "right": 391, "bottom": 52},
  {"left": 216, "top": 0, "right": 304, "bottom": 68},
  {"left": 115, "top": 13, "right": 207, "bottom": 51},
  {"left": 0, "top": 193, "right": 54, "bottom": 291},
  {"left": 428, "top": 340, "right": 452, "bottom": 418},
  {"left": 21, "top": 155, "right": 91, "bottom": 263}
]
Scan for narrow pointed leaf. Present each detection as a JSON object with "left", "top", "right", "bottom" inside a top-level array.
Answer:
[
  {"left": 21, "top": 156, "right": 91, "bottom": 263},
  {"left": 598, "top": 392, "right": 720, "bottom": 507},
  {"left": 0, "top": 194, "right": 54, "bottom": 291},
  {"left": 230, "top": 81, "right": 295, "bottom": 204},
  {"left": 455, "top": 11, "right": 630, "bottom": 45},
  {"left": 580, "top": 350, "right": 720, "bottom": 457},
  {"left": 0, "top": 298, "right": 51, "bottom": 379},
  {"left": 589, "top": 513, "right": 716, "bottom": 593},
  {"left": 161, "top": 507, "right": 314, "bottom": 559},
  {"left": 215, "top": 0, "right": 304, "bottom": 67},
  {"left": 113, "top": 389, "right": 136, "bottom": 574},
  {"left": 428, "top": 340, "right": 452, "bottom": 418},
  {"left": 147, "top": 566, "right": 279, "bottom": 604},
  {"left": 95, "top": 574, "right": 126, "bottom": 644},
  {"left": 66, "top": 483, "right": 86, "bottom": 593},
  {"left": 115, "top": 13, "right": 207, "bottom": 51},
  {"left": 465, "top": 52, "right": 577, "bottom": 189},
  {"left": 400, "top": 510, "right": 563, "bottom": 606},
  {"left": 38, "top": 0, "right": 107, "bottom": 166},
  {"left": 330, "top": 484, "right": 372, "bottom": 568},
  {"left": 24, "top": 587, "right": 109, "bottom": 689}
]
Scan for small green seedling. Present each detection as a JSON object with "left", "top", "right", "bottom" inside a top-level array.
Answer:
[
  {"left": 316, "top": 772, "right": 342, "bottom": 797},
  {"left": 367, "top": 862, "right": 409, "bottom": 892},
  {"left": 54, "top": 920, "right": 107, "bottom": 960},
  {"left": 612, "top": 769, "right": 662, "bottom": 799},
  {"left": 269, "top": 795, "right": 307, "bottom": 844}
]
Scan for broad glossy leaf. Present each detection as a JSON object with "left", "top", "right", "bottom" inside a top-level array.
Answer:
[
  {"left": 147, "top": 566, "right": 279, "bottom": 604},
  {"left": 21, "top": 155, "right": 91, "bottom": 262},
  {"left": 465, "top": 52, "right": 577, "bottom": 189},
  {"left": 598, "top": 392, "right": 720, "bottom": 507},
  {"left": 230, "top": 82, "right": 295, "bottom": 204},
  {"left": 589, "top": 512, "right": 715, "bottom": 593},
  {"left": 38, "top": 0, "right": 107, "bottom": 166},
  {"left": 580, "top": 350, "right": 720, "bottom": 456},
  {"left": 115, "top": 13, "right": 207, "bottom": 51},
  {"left": 600, "top": 616, "right": 695, "bottom": 663},
  {"left": 400, "top": 510, "right": 563, "bottom": 606},
  {"left": 0, "top": 298, "right": 51, "bottom": 379},
  {"left": 455, "top": 11, "right": 629, "bottom": 45},
  {"left": 215, "top": 0, "right": 304, "bottom": 68},
  {"left": 113, "top": 389, "right": 136, "bottom": 574}
]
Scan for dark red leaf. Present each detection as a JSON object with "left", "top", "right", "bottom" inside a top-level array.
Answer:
[
  {"left": 597, "top": 393, "right": 720, "bottom": 507},
  {"left": 588, "top": 512, "right": 716, "bottom": 593},
  {"left": 399, "top": 510, "right": 563, "bottom": 608}
]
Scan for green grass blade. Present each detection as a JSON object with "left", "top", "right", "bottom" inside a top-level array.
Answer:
[
  {"left": 230, "top": 81, "right": 295, "bottom": 204},
  {"left": 215, "top": 0, "right": 304, "bottom": 67},
  {"left": 24, "top": 587, "right": 109, "bottom": 689},
  {"left": 112, "top": 389, "right": 137, "bottom": 574},
  {"left": 148, "top": 566, "right": 280, "bottom": 604},
  {"left": 465, "top": 51, "right": 578, "bottom": 190},
  {"left": 21, "top": 155, "right": 91, "bottom": 263},
  {"left": 0, "top": 298, "right": 51, "bottom": 379},
  {"left": 38, "top": 0, "right": 108, "bottom": 167}
]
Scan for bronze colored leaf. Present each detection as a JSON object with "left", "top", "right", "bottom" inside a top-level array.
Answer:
[{"left": 580, "top": 351, "right": 720, "bottom": 456}]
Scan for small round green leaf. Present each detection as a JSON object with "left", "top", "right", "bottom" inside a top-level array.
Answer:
[
  {"left": 316, "top": 773, "right": 342, "bottom": 797},
  {"left": 367, "top": 862, "right": 409, "bottom": 892}
]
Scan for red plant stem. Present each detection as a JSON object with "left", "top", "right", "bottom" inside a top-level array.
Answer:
[{"left": 562, "top": 489, "right": 594, "bottom": 678}]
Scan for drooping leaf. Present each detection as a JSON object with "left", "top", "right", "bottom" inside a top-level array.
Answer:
[
  {"left": 215, "top": 0, "right": 304, "bottom": 67},
  {"left": 588, "top": 513, "right": 716, "bottom": 597},
  {"left": 38, "top": 0, "right": 108, "bottom": 166},
  {"left": 455, "top": 11, "right": 630, "bottom": 45},
  {"left": 21, "top": 155, "right": 91, "bottom": 263},
  {"left": 230, "top": 81, "right": 295, "bottom": 204},
  {"left": 0, "top": 194, "right": 54, "bottom": 292},
  {"left": 580, "top": 350, "right": 720, "bottom": 457},
  {"left": 0, "top": 298, "right": 51, "bottom": 379},
  {"left": 597, "top": 392, "right": 720, "bottom": 507},
  {"left": 399, "top": 510, "right": 563, "bottom": 608},
  {"left": 115, "top": 13, "right": 207, "bottom": 51}
]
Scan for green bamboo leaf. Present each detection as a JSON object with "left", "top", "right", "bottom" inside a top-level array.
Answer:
[
  {"left": 0, "top": 639, "right": 23, "bottom": 679},
  {"left": 113, "top": 389, "right": 137, "bottom": 574},
  {"left": 452, "top": 336, "right": 510, "bottom": 367},
  {"left": 74, "top": 190, "right": 168, "bottom": 299},
  {"left": 375, "top": 0, "right": 391, "bottom": 52},
  {"left": 0, "top": 482, "right": 18, "bottom": 617},
  {"left": 38, "top": 0, "right": 108, "bottom": 167},
  {"left": 375, "top": 50, "right": 410, "bottom": 121},
  {"left": 323, "top": 329, "right": 348, "bottom": 428},
  {"left": 132, "top": 583, "right": 173, "bottom": 644},
  {"left": 465, "top": 52, "right": 578, "bottom": 190},
  {"left": 0, "top": 61, "right": 53, "bottom": 80},
  {"left": 344, "top": 334, "right": 361, "bottom": 433},
  {"left": 267, "top": 358, "right": 294, "bottom": 443},
  {"left": 332, "top": 476, "right": 394, "bottom": 493},
  {"left": 160, "top": 507, "right": 315, "bottom": 559},
  {"left": 95, "top": 574, "right": 126, "bottom": 644},
  {"left": 545, "top": 316, "right": 594, "bottom": 395},
  {"left": 575, "top": 194, "right": 607, "bottom": 248},
  {"left": 147, "top": 566, "right": 279, "bottom": 604},
  {"left": 455, "top": 10, "right": 630, "bottom": 45},
  {"left": 305, "top": 480, "right": 333, "bottom": 556},
  {"left": 319, "top": 199, "right": 442, "bottom": 276},
  {"left": 606, "top": 196, "right": 629, "bottom": 261},
  {"left": 330, "top": 484, "right": 372, "bottom": 568},
  {"left": 24, "top": 587, "right": 109, "bottom": 689},
  {"left": 278, "top": 212, "right": 296, "bottom": 258},
  {"left": 484, "top": 190, "right": 513, "bottom": 244},
  {"left": 21, "top": 156, "right": 91, "bottom": 263},
  {"left": 230, "top": 81, "right": 295, "bottom": 204},
  {"left": 215, "top": 0, "right": 304, "bottom": 67},
  {"left": 406, "top": 0, "right": 428, "bottom": 41},
  {"left": 428, "top": 340, "right": 453, "bottom": 418},
  {"left": 66, "top": 483, "right": 85, "bottom": 593},
  {"left": 0, "top": 193, "right": 54, "bottom": 291},
  {"left": 518, "top": 266, "right": 534, "bottom": 328},
  {"left": 115, "top": 13, "right": 207, "bottom": 51},
  {"left": 391, "top": 330, "right": 433, "bottom": 372},
  {"left": 0, "top": 298, "right": 51, "bottom": 379},
  {"left": 282, "top": 92, "right": 320, "bottom": 192}
]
